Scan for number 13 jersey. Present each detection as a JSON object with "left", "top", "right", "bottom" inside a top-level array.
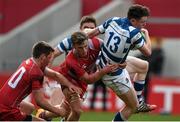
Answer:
[{"left": 98, "top": 17, "right": 145, "bottom": 69}]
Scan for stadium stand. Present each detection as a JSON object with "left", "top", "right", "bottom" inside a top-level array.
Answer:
[{"left": 0, "top": 0, "right": 57, "bottom": 34}]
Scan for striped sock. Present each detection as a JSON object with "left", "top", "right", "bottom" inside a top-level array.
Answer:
[
  {"left": 112, "top": 112, "right": 125, "bottom": 121},
  {"left": 134, "top": 80, "right": 145, "bottom": 103}
]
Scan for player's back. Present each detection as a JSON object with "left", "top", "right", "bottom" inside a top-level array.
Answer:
[
  {"left": 99, "top": 17, "right": 141, "bottom": 68},
  {"left": 0, "top": 58, "right": 43, "bottom": 108}
]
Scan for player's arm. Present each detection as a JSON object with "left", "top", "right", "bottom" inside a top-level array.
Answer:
[
  {"left": 53, "top": 47, "right": 64, "bottom": 59},
  {"left": 132, "top": 29, "right": 152, "bottom": 57},
  {"left": 80, "top": 64, "right": 118, "bottom": 84},
  {"left": 87, "top": 18, "right": 113, "bottom": 38},
  {"left": 138, "top": 28, "right": 152, "bottom": 56},
  {"left": 44, "top": 67, "right": 82, "bottom": 94},
  {"left": 50, "top": 37, "right": 72, "bottom": 66},
  {"left": 32, "top": 89, "right": 66, "bottom": 117},
  {"left": 86, "top": 27, "right": 101, "bottom": 38}
]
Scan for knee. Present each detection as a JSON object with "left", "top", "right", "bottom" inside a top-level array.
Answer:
[
  {"left": 30, "top": 105, "right": 35, "bottom": 113},
  {"left": 26, "top": 104, "right": 35, "bottom": 114},
  {"left": 142, "top": 61, "right": 149, "bottom": 73}
]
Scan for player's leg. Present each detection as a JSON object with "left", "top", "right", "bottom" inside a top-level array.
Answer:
[
  {"left": 126, "top": 56, "right": 157, "bottom": 112},
  {"left": 113, "top": 87, "right": 138, "bottom": 121},
  {"left": 19, "top": 100, "right": 35, "bottom": 115},
  {"left": 126, "top": 56, "right": 148, "bottom": 102},
  {"left": 103, "top": 69, "right": 138, "bottom": 121},
  {"left": 63, "top": 88, "right": 83, "bottom": 121}
]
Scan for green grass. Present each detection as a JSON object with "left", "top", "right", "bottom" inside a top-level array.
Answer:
[{"left": 53, "top": 111, "right": 180, "bottom": 121}]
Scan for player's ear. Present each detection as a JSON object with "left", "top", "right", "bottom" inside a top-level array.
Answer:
[
  {"left": 130, "top": 18, "right": 136, "bottom": 23},
  {"left": 39, "top": 54, "right": 46, "bottom": 60}
]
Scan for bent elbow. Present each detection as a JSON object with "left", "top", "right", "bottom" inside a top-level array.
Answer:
[{"left": 145, "top": 50, "right": 151, "bottom": 57}]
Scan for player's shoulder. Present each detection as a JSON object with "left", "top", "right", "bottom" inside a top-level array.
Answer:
[
  {"left": 26, "top": 58, "right": 44, "bottom": 76},
  {"left": 128, "top": 26, "right": 141, "bottom": 38},
  {"left": 20, "top": 58, "right": 32, "bottom": 69},
  {"left": 65, "top": 51, "right": 77, "bottom": 62},
  {"left": 89, "top": 37, "right": 102, "bottom": 50},
  {"left": 112, "top": 17, "right": 121, "bottom": 21},
  {"left": 59, "top": 36, "right": 72, "bottom": 45},
  {"left": 129, "top": 26, "right": 139, "bottom": 32},
  {"left": 65, "top": 51, "right": 81, "bottom": 68},
  {"left": 91, "top": 37, "right": 103, "bottom": 43}
]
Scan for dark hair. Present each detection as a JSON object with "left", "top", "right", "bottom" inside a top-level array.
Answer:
[
  {"left": 80, "top": 16, "right": 97, "bottom": 28},
  {"left": 32, "top": 41, "right": 54, "bottom": 58},
  {"left": 71, "top": 32, "right": 88, "bottom": 45},
  {"left": 128, "top": 4, "right": 150, "bottom": 20}
]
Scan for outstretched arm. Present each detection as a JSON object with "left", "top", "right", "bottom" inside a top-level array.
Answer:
[
  {"left": 44, "top": 67, "right": 82, "bottom": 94},
  {"left": 33, "top": 89, "right": 66, "bottom": 117},
  {"left": 86, "top": 27, "right": 101, "bottom": 38},
  {"left": 53, "top": 47, "right": 64, "bottom": 59}
]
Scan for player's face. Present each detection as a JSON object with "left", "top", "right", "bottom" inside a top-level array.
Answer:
[
  {"left": 80, "top": 22, "right": 96, "bottom": 30},
  {"left": 41, "top": 52, "right": 54, "bottom": 68},
  {"left": 131, "top": 16, "right": 148, "bottom": 29},
  {"left": 74, "top": 40, "right": 88, "bottom": 58}
]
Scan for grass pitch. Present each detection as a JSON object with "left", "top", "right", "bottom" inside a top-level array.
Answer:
[
  {"left": 53, "top": 111, "right": 180, "bottom": 121},
  {"left": 80, "top": 111, "right": 180, "bottom": 121}
]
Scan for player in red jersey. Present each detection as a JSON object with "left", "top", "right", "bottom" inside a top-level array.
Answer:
[
  {"left": 36, "top": 32, "right": 123, "bottom": 121},
  {"left": 0, "top": 41, "right": 82, "bottom": 121},
  {"left": 58, "top": 32, "right": 121, "bottom": 121}
]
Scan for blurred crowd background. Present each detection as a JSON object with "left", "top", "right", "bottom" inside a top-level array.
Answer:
[{"left": 0, "top": 0, "right": 180, "bottom": 116}]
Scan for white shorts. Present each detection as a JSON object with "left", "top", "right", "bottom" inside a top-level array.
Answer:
[{"left": 102, "top": 68, "right": 133, "bottom": 96}]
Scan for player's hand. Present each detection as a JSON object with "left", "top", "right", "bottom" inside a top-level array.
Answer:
[
  {"left": 141, "top": 28, "right": 149, "bottom": 36},
  {"left": 102, "top": 64, "right": 119, "bottom": 74},
  {"left": 55, "top": 107, "right": 69, "bottom": 117},
  {"left": 68, "top": 84, "right": 82, "bottom": 95},
  {"left": 82, "top": 28, "right": 94, "bottom": 34},
  {"left": 118, "top": 61, "right": 127, "bottom": 69}
]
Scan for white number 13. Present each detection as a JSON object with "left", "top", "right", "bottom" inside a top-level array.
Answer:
[{"left": 8, "top": 67, "right": 26, "bottom": 88}]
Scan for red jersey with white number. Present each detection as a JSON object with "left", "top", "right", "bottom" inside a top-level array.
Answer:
[
  {"left": 57, "top": 37, "right": 102, "bottom": 96},
  {"left": 0, "top": 58, "right": 44, "bottom": 109}
]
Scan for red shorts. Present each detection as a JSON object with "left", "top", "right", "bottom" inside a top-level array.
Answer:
[{"left": 0, "top": 105, "right": 28, "bottom": 121}]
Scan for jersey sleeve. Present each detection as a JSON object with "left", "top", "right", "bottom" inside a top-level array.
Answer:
[
  {"left": 89, "top": 37, "right": 103, "bottom": 51},
  {"left": 130, "top": 29, "right": 145, "bottom": 49},
  {"left": 98, "top": 17, "right": 114, "bottom": 34},
  {"left": 57, "top": 37, "right": 73, "bottom": 54}
]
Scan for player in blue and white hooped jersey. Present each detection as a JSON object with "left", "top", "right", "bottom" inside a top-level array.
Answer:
[{"left": 87, "top": 4, "right": 152, "bottom": 121}]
